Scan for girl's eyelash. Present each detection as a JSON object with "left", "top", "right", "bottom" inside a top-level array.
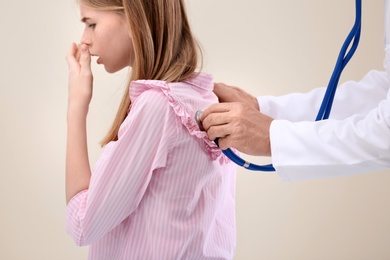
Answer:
[{"left": 88, "top": 24, "right": 96, "bottom": 29}]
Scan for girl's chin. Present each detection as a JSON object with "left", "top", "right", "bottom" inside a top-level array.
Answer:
[{"left": 104, "top": 65, "right": 130, "bottom": 74}]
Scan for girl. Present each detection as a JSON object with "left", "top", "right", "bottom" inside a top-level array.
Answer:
[{"left": 65, "top": 0, "right": 237, "bottom": 259}]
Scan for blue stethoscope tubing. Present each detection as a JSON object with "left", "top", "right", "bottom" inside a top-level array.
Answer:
[
  {"left": 211, "top": 0, "right": 362, "bottom": 171},
  {"left": 317, "top": 0, "right": 362, "bottom": 121}
]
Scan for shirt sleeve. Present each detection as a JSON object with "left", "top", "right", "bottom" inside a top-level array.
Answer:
[
  {"left": 270, "top": 88, "right": 390, "bottom": 181},
  {"left": 66, "top": 89, "right": 176, "bottom": 246},
  {"left": 258, "top": 70, "right": 389, "bottom": 121}
]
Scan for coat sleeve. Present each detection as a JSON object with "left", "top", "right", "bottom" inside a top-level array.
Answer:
[
  {"left": 258, "top": 70, "right": 389, "bottom": 121},
  {"left": 270, "top": 87, "right": 390, "bottom": 181},
  {"left": 66, "top": 89, "right": 176, "bottom": 246}
]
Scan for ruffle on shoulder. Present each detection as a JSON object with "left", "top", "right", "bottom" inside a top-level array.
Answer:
[{"left": 130, "top": 79, "right": 230, "bottom": 164}]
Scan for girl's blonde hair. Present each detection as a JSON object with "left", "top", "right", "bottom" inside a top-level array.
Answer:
[{"left": 79, "top": 0, "right": 201, "bottom": 145}]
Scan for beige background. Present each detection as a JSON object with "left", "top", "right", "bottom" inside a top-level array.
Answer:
[{"left": 1, "top": 0, "right": 389, "bottom": 259}]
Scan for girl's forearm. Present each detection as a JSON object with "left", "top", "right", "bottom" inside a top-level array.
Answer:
[
  {"left": 65, "top": 43, "right": 93, "bottom": 204},
  {"left": 66, "top": 110, "right": 91, "bottom": 204}
]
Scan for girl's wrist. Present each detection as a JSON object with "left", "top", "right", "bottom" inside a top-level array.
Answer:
[{"left": 67, "top": 102, "right": 89, "bottom": 120}]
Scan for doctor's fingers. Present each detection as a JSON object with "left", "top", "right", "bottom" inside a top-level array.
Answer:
[
  {"left": 206, "top": 124, "right": 231, "bottom": 142},
  {"left": 205, "top": 117, "right": 247, "bottom": 143},
  {"left": 207, "top": 124, "right": 248, "bottom": 151},
  {"left": 208, "top": 110, "right": 273, "bottom": 155},
  {"left": 201, "top": 112, "right": 232, "bottom": 132},
  {"left": 201, "top": 102, "right": 248, "bottom": 127},
  {"left": 214, "top": 83, "right": 244, "bottom": 102},
  {"left": 216, "top": 135, "right": 243, "bottom": 151},
  {"left": 213, "top": 82, "right": 239, "bottom": 103},
  {"left": 214, "top": 83, "right": 259, "bottom": 110},
  {"left": 203, "top": 103, "right": 255, "bottom": 132},
  {"left": 200, "top": 102, "right": 234, "bottom": 122}
]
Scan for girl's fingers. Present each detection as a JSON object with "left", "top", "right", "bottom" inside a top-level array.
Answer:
[
  {"left": 66, "top": 43, "right": 79, "bottom": 71},
  {"left": 75, "top": 44, "right": 81, "bottom": 62},
  {"left": 66, "top": 43, "right": 93, "bottom": 105},
  {"left": 78, "top": 44, "right": 92, "bottom": 75},
  {"left": 66, "top": 43, "right": 92, "bottom": 76}
]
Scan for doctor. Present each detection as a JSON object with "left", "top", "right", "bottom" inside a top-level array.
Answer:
[{"left": 200, "top": 1, "right": 390, "bottom": 181}]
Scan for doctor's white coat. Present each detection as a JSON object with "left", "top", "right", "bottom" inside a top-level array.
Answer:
[{"left": 258, "top": 1, "right": 390, "bottom": 181}]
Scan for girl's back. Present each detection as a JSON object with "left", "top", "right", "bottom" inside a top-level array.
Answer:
[{"left": 67, "top": 73, "right": 237, "bottom": 259}]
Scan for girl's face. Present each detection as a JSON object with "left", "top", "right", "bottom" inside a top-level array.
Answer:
[{"left": 79, "top": 4, "right": 134, "bottom": 73}]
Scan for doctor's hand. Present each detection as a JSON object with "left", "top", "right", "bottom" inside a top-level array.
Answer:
[
  {"left": 200, "top": 102, "right": 273, "bottom": 156},
  {"left": 213, "top": 82, "right": 259, "bottom": 111},
  {"left": 66, "top": 43, "right": 93, "bottom": 118}
]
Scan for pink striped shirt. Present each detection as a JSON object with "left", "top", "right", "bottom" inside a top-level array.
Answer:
[{"left": 66, "top": 73, "right": 237, "bottom": 259}]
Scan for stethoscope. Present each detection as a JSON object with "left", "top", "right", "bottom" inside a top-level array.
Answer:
[{"left": 195, "top": 0, "right": 362, "bottom": 172}]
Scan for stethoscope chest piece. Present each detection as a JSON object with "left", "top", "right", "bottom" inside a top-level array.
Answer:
[{"left": 195, "top": 110, "right": 205, "bottom": 131}]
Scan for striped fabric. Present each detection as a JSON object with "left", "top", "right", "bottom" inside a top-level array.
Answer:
[{"left": 66, "top": 73, "right": 237, "bottom": 259}]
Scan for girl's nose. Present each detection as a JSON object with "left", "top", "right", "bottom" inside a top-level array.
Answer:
[
  {"left": 80, "top": 31, "right": 92, "bottom": 46},
  {"left": 80, "top": 39, "right": 92, "bottom": 46}
]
